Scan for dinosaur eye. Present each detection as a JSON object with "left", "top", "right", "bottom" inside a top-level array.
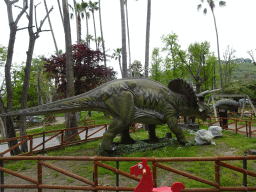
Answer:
[{"left": 138, "top": 164, "right": 143, "bottom": 169}]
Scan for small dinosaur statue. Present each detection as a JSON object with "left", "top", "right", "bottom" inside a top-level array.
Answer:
[{"left": 0, "top": 78, "right": 214, "bottom": 153}]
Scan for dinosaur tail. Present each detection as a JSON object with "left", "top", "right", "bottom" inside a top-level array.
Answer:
[{"left": 0, "top": 91, "right": 107, "bottom": 117}]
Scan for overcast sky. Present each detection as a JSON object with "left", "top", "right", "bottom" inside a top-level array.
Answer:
[{"left": 1, "top": 0, "right": 256, "bottom": 81}]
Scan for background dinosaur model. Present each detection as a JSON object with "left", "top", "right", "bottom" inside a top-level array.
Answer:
[{"left": 0, "top": 78, "right": 212, "bottom": 153}]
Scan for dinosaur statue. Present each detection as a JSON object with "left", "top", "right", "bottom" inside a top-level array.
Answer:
[{"left": 0, "top": 78, "right": 213, "bottom": 153}]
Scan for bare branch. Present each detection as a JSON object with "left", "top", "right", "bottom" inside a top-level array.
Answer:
[
  {"left": 14, "top": 1, "right": 28, "bottom": 23},
  {"left": 16, "top": 25, "right": 35, "bottom": 31}
]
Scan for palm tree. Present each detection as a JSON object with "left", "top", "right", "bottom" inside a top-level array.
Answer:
[
  {"left": 89, "top": 1, "right": 99, "bottom": 50},
  {"left": 62, "top": 0, "right": 78, "bottom": 139},
  {"left": 44, "top": 0, "right": 59, "bottom": 55},
  {"left": 112, "top": 48, "right": 123, "bottom": 77},
  {"left": 197, "top": 0, "right": 226, "bottom": 93},
  {"left": 120, "top": 0, "right": 127, "bottom": 78},
  {"left": 98, "top": 0, "right": 106, "bottom": 67},
  {"left": 124, "top": 0, "right": 131, "bottom": 76},
  {"left": 86, "top": 34, "right": 94, "bottom": 47},
  {"left": 144, "top": 0, "right": 151, "bottom": 78}
]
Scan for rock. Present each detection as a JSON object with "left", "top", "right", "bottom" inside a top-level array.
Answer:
[
  {"left": 195, "top": 129, "right": 214, "bottom": 145},
  {"left": 208, "top": 126, "right": 223, "bottom": 138}
]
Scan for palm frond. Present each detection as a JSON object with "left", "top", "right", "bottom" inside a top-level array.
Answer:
[
  {"left": 203, "top": 8, "right": 207, "bottom": 15},
  {"left": 197, "top": 4, "right": 202, "bottom": 11},
  {"left": 208, "top": 0, "right": 215, "bottom": 10},
  {"left": 219, "top": 1, "right": 226, "bottom": 7}
]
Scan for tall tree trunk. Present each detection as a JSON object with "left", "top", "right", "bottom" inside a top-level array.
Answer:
[
  {"left": 211, "top": 9, "right": 223, "bottom": 93},
  {"left": 73, "top": 0, "right": 79, "bottom": 44},
  {"left": 44, "top": 0, "right": 59, "bottom": 56},
  {"left": 144, "top": 0, "right": 151, "bottom": 78},
  {"left": 125, "top": 0, "right": 131, "bottom": 76},
  {"left": 120, "top": 0, "right": 127, "bottom": 78},
  {"left": 3, "top": 0, "right": 27, "bottom": 155},
  {"left": 77, "top": 14, "right": 81, "bottom": 44},
  {"left": 92, "top": 10, "right": 98, "bottom": 50},
  {"left": 19, "top": 0, "right": 38, "bottom": 153},
  {"left": 57, "top": 0, "right": 64, "bottom": 27},
  {"left": 62, "top": 0, "right": 78, "bottom": 140},
  {"left": 99, "top": 0, "right": 106, "bottom": 67},
  {"left": 86, "top": 13, "right": 89, "bottom": 47},
  {"left": 37, "top": 70, "right": 43, "bottom": 105}
]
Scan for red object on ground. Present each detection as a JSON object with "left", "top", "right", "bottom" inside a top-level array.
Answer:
[{"left": 130, "top": 158, "right": 185, "bottom": 192}]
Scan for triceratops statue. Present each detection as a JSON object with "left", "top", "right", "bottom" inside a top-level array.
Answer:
[{"left": 0, "top": 78, "right": 216, "bottom": 153}]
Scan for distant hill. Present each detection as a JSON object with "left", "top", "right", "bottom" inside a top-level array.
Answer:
[
  {"left": 232, "top": 58, "right": 253, "bottom": 64},
  {"left": 232, "top": 62, "right": 256, "bottom": 79}
]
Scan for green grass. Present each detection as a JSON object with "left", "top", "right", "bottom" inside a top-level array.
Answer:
[{"left": 2, "top": 113, "right": 256, "bottom": 189}]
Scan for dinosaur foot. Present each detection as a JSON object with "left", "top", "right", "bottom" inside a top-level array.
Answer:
[
  {"left": 177, "top": 138, "right": 189, "bottom": 146},
  {"left": 120, "top": 137, "right": 136, "bottom": 144},
  {"left": 148, "top": 136, "right": 160, "bottom": 143}
]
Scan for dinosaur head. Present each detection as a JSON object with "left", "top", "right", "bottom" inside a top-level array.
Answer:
[{"left": 168, "top": 79, "right": 219, "bottom": 121}]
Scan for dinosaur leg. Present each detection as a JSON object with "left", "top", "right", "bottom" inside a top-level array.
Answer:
[
  {"left": 120, "top": 126, "right": 136, "bottom": 144},
  {"left": 148, "top": 124, "right": 159, "bottom": 142},
  {"left": 101, "top": 91, "right": 135, "bottom": 151},
  {"left": 166, "top": 116, "right": 188, "bottom": 145}
]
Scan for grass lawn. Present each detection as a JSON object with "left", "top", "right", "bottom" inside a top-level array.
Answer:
[{"left": 2, "top": 111, "right": 256, "bottom": 189}]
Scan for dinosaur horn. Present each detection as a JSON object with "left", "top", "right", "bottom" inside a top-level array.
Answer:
[{"left": 196, "top": 89, "right": 221, "bottom": 98}]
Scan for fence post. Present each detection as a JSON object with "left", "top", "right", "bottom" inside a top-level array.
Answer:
[
  {"left": 243, "top": 152, "right": 247, "bottom": 188},
  {"left": 61, "top": 130, "right": 64, "bottom": 148},
  {"left": 215, "top": 157, "right": 220, "bottom": 190},
  {"left": 152, "top": 156, "right": 157, "bottom": 188},
  {"left": 29, "top": 135, "right": 33, "bottom": 154},
  {"left": 246, "top": 121, "right": 248, "bottom": 138},
  {"left": 0, "top": 154, "right": 4, "bottom": 192},
  {"left": 94, "top": 156, "right": 98, "bottom": 192},
  {"left": 235, "top": 119, "right": 237, "bottom": 134},
  {"left": 116, "top": 155, "right": 119, "bottom": 192},
  {"left": 38, "top": 156, "right": 42, "bottom": 192},
  {"left": 249, "top": 121, "right": 252, "bottom": 138}
]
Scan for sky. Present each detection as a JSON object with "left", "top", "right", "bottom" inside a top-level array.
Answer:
[{"left": 1, "top": 0, "right": 256, "bottom": 81}]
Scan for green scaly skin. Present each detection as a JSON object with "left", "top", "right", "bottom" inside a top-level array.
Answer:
[{"left": 0, "top": 78, "right": 211, "bottom": 152}]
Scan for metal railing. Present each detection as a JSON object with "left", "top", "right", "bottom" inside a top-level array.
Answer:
[{"left": 0, "top": 155, "right": 256, "bottom": 191}]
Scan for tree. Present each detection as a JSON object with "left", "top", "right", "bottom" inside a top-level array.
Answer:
[
  {"left": 43, "top": 44, "right": 116, "bottom": 97},
  {"left": 62, "top": 0, "right": 78, "bottom": 140},
  {"left": 144, "top": 0, "right": 151, "bottom": 78},
  {"left": 247, "top": 49, "right": 256, "bottom": 67},
  {"left": 18, "top": 0, "right": 53, "bottom": 153},
  {"left": 2, "top": 0, "right": 28, "bottom": 155},
  {"left": 179, "top": 41, "right": 215, "bottom": 94},
  {"left": 120, "top": 0, "right": 127, "bottom": 78},
  {"left": 85, "top": 34, "right": 94, "bottom": 48},
  {"left": 197, "top": 0, "right": 226, "bottom": 93},
  {"left": 124, "top": 0, "right": 132, "bottom": 76},
  {"left": 89, "top": 1, "right": 99, "bottom": 50},
  {"left": 43, "top": 0, "right": 59, "bottom": 56},
  {"left": 223, "top": 45, "right": 236, "bottom": 84},
  {"left": 150, "top": 47, "right": 163, "bottom": 81},
  {"left": 161, "top": 33, "right": 182, "bottom": 78},
  {"left": 128, "top": 60, "right": 144, "bottom": 77},
  {"left": 112, "top": 48, "right": 123, "bottom": 77},
  {"left": 98, "top": 0, "right": 106, "bottom": 67}
]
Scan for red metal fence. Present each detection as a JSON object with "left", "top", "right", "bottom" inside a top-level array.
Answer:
[
  {"left": 194, "top": 116, "right": 256, "bottom": 137},
  {"left": 0, "top": 155, "right": 256, "bottom": 191},
  {"left": 0, "top": 123, "right": 142, "bottom": 157}
]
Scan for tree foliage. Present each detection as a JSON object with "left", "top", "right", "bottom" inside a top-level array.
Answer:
[{"left": 43, "top": 44, "right": 116, "bottom": 98}]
